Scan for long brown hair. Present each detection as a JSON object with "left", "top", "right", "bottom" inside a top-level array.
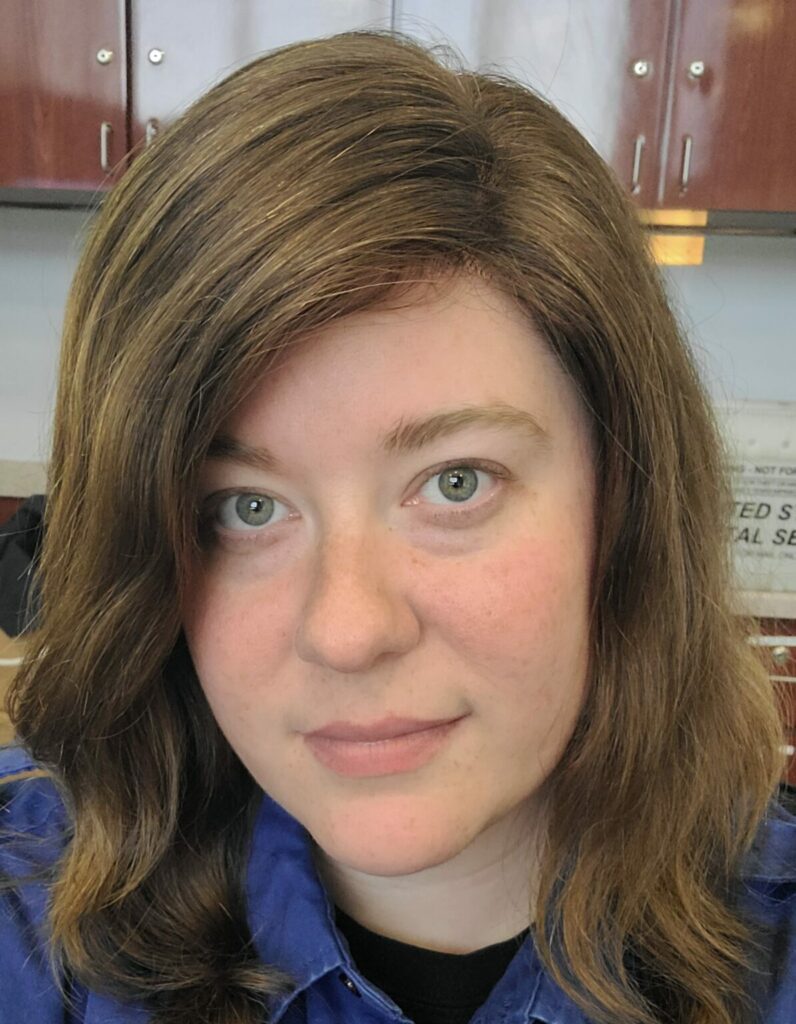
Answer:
[{"left": 6, "top": 29, "right": 786, "bottom": 1024}]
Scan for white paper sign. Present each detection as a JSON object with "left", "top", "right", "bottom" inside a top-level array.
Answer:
[
  {"left": 730, "top": 459, "right": 796, "bottom": 591},
  {"left": 717, "top": 401, "right": 796, "bottom": 595}
]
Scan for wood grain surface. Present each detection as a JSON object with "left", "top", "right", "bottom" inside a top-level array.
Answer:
[{"left": 0, "top": 627, "right": 24, "bottom": 745}]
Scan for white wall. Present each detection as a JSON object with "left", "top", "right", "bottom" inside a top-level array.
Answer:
[
  {"left": 662, "top": 236, "right": 796, "bottom": 405},
  {"left": 0, "top": 206, "right": 794, "bottom": 478},
  {"left": 0, "top": 206, "right": 94, "bottom": 469}
]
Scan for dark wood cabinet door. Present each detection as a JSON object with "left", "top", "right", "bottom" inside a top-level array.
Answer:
[
  {"left": 0, "top": 0, "right": 128, "bottom": 193},
  {"left": 396, "top": 0, "right": 675, "bottom": 208},
  {"left": 129, "top": 0, "right": 392, "bottom": 152},
  {"left": 606, "top": 0, "right": 674, "bottom": 207},
  {"left": 662, "top": 0, "right": 796, "bottom": 211}
]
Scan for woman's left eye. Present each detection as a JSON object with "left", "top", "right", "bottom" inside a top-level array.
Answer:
[{"left": 414, "top": 460, "right": 511, "bottom": 514}]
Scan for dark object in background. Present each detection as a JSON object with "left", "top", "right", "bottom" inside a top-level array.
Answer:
[{"left": 0, "top": 494, "right": 45, "bottom": 637}]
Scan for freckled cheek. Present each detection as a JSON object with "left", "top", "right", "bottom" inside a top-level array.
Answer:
[
  {"left": 182, "top": 576, "right": 292, "bottom": 694},
  {"left": 456, "top": 534, "right": 587, "bottom": 631},
  {"left": 432, "top": 534, "right": 592, "bottom": 696},
  {"left": 448, "top": 537, "right": 592, "bottom": 766}
]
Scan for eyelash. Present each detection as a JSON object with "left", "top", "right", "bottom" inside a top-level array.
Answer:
[{"left": 199, "top": 459, "right": 513, "bottom": 542}]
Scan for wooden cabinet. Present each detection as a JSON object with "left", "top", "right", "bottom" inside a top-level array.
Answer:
[
  {"left": 1, "top": 2, "right": 795, "bottom": 213},
  {"left": 397, "top": 0, "right": 796, "bottom": 213},
  {"left": 129, "top": 0, "right": 392, "bottom": 151},
  {"left": 662, "top": 0, "right": 796, "bottom": 211},
  {"left": 0, "top": 0, "right": 128, "bottom": 195},
  {"left": 397, "top": 0, "right": 675, "bottom": 209},
  {"left": 0, "top": 0, "right": 391, "bottom": 198},
  {"left": 609, "top": 1, "right": 674, "bottom": 209},
  {"left": 0, "top": 498, "right": 23, "bottom": 524}
]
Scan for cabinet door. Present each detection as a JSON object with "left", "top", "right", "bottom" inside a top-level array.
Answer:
[
  {"left": 662, "top": 0, "right": 796, "bottom": 211},
  {"left": 0, "top": 0, "right": 127, "bottom": 193},
  {"left": 130, "top": 0, "right": 393, "bottom": 150},
  {"left": 395, "top": 1, "right": 674, "bottom": 208}
]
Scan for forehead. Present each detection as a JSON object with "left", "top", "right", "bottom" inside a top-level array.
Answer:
[{"left": 219, "top": 274, "right": 591, "bottom": 465}]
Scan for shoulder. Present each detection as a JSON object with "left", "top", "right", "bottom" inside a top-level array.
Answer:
[
  {"left": 0, "top": 743, "right": 69, "bottom": 852},
  {"left": 742, "top": 800, "right": 796, "bottom": 886},
  {"left": 0, "top": 741, "right": 70, "bottom": 903},
  {"left": 739, "top": 800, "right": 796, "bottom": 921},
  {"left": 0, "top": 744, "right": 74, "bottom": 1022},
  {"left": 735, "top": 801, "right": 796, "bottom": 1021},
  {"left": 0, "top": 741, "right": 62, "bottom": 804}
]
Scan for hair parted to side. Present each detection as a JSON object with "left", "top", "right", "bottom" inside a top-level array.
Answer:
[{"left": 5, "top": 29, "right": 786, "bottom": 1024}]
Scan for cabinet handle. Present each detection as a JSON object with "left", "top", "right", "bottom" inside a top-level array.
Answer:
[
  {"left": 100, "top": 121, "right": 112, "bottom": 172},
  {"left": 679, "top": 134, "right": 693, "bottom": 190},
  {"left": 631, "top": 135, "right": 645, "bottom": 193}
]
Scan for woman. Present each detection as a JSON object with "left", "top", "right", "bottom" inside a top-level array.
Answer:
[{"left": 1, "top": 29, "right": 794, "bottom": 1024}]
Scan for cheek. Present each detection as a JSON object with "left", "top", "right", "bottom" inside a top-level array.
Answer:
[
  {"left": 185, "top": 537, "right": 591, "bottom": 671},
  {"left": 430, "top": 526, "right": 593, "bottom": 765},
  {"left": 497, "top": 548, "right": 590, "bottom": 764},
  {"left": 438, "top": 532, "right": 592, "bottom": 675},
  {"left": 181, "top": 573, "right": 289, "bottom": 714}
]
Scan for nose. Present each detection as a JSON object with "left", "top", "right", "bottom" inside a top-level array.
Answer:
[{"left": 293, "top": 526, "right": 420, "bottom": 674}]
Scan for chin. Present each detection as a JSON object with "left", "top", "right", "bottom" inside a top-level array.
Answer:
[
  {"left": 310, "top": 810, "right": 472, "bottom": 878},
  {"left": 324, "top": 840, "right": 458, "bottom": 878}
]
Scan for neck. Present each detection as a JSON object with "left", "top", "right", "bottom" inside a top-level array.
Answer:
[{"left": 311, "top": 799, "right": 543, "bottom": 955}]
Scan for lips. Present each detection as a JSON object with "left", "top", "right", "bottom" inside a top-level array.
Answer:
[
  {"left": 306, "top": 715, "right": 462, "bottom": 743},
  {"left": 304, "top": 717, "right": 466, "bottom": 778}
]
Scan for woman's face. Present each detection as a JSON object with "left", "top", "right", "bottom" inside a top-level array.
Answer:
[{"left": 183, "top": 274, "right": 595, "bottom": 878}]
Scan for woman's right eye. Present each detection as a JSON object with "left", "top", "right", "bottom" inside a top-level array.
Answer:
[{"left": 210, "top": 492, "right": 290, "bottom": 533}]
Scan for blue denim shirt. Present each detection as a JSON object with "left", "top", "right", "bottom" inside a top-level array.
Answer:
[{"left": 2, "top": 743, "right": 795, "bottom": 1024}]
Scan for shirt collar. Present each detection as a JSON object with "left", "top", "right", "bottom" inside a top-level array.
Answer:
[
  {"left": 243, "top": 788, "right": 595, "bottom": 1024},
  {"left": 245, "top": 789, "right": 350, "bottom": 1018}
]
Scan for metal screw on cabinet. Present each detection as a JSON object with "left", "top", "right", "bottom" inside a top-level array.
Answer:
[
  {"left": 96, "top": 49, "right": 114, "bottom": 64},
  {"left": 148, "top": 48, "right": 165, "bottom": 64},
  {"left": 632, "top": 60, "right": 650, "bottom": 77},
  {"left": 688, "top": 60, "right": 705, "bottom": 78},
  {"left": 772, "top": 645, "right": 790, "bottom": 666}
]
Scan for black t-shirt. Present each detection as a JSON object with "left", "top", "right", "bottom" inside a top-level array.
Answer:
[{"left": 333, "top": 904, "right": 529, "bottom": 1024}]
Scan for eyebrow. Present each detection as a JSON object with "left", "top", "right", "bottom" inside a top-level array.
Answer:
[{"left": 207, "top": 402, "right": 551, "bottom": 472}]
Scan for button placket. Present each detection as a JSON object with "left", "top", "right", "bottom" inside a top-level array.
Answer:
[{"left": 338, "top": 971, "right": 362, "bottom": 997}]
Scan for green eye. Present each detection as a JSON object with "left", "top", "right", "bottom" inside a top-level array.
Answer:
[
  {"left": 216, "top": 493, "right": 277, "bottom": 530},
  {"left": 435, "top": 466, "right": 479, "bottom": 503},
  {"left": 236, "top": 495, "right": 273, "bottom": 526}
]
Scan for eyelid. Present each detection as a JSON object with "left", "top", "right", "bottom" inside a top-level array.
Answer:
[
  {"left": 412, "top": 458, "right": 512, "bottom": 506},
  {"left": 199, "top": 458, "right": 513, "bottom": 537},
  {"left": 421, "top": 457, "right": 509, "bottom": 480},
  {"left": 198, "top": 489, "right": 295, "bottom": 536},
  {"left": 419, "top": 460, "right": 514, "bottom": 526}
]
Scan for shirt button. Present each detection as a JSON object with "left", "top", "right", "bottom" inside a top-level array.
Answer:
[{"left": 338, "top": 972, "right": 362, "bottom": 997}]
